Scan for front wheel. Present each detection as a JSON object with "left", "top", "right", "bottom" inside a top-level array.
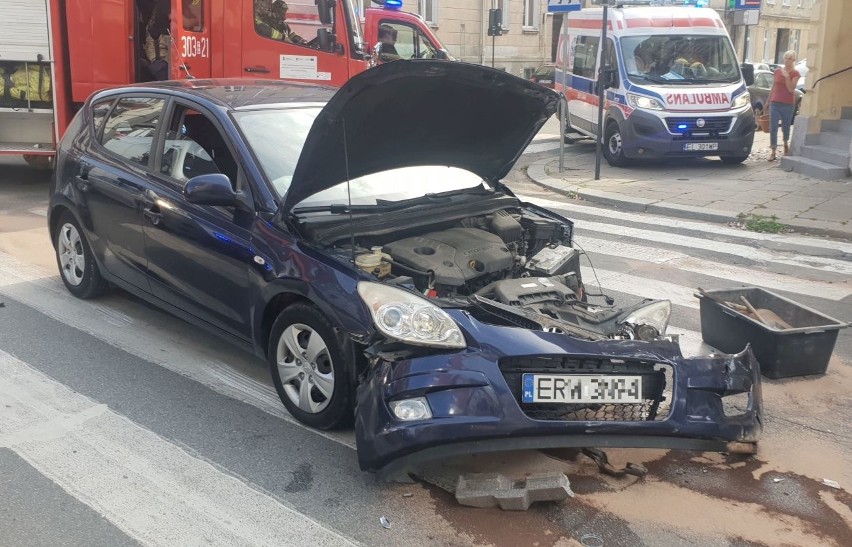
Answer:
[
  {"left": 602, "top": 121, "right": 629, "bottom": 167},
  {"left": 268, "top": 303, "right": 354, "bottom": 430}
]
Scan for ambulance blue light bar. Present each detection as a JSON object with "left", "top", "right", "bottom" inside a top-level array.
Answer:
[{"left": 385, "top": 0, "right": 403, "bottom": 10}]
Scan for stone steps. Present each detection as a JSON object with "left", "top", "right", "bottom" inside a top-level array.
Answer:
[{"left": 780, "top": 156, "right": 850, "bottom": 180}]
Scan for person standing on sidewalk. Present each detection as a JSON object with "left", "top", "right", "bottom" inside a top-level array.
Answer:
[{"left": 768, "top": 50, "right": 801, "bottom": 162}]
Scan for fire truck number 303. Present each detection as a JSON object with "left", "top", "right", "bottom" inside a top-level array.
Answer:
[{"left": 181, "top": 35, "right": 209, "bottom": 58}]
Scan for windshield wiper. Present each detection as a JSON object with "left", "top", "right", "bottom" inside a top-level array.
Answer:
[{"left": 628, "top": 73, "right": 669, "bottom": 84}]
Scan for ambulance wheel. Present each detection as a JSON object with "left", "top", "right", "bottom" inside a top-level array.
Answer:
[
  {"left": 24, "top": 154, "right": 54, "bottom": 170},
  {"left": 603, "top": 121, "right": 629, "bottom": 167}
]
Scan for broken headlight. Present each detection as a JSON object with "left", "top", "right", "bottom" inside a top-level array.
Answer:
[
  {"left": 619, "top": 300, "right": 672, "bottom": 340},
  {"left": 357, "top": 282, "right": 466, "bottom": 348}
]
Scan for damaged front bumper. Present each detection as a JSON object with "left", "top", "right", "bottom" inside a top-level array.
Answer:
[{"left": 355, "top": 312, "right": 763, "bottom": 480}]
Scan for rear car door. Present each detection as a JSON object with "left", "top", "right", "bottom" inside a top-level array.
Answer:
[
  {"left": 141, "top": 100, "right": 254, "bottom": 340},
  {"left": 82, "top": 95, "right": 168, "bottom": 291}
]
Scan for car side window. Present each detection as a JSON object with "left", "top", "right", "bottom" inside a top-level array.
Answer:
[
  {"left": 158, "top": 105, "right": 239, "bottom": 187},
  {"left": 91, "top": 99, "right": 114, "bottom": 138},
  {"left": 100, "top": 97, "right": 166, "bottom": 168}
]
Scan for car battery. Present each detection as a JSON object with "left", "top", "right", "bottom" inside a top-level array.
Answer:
[{"left": 527, "top": 245, "right": 580, "bottom": 276}]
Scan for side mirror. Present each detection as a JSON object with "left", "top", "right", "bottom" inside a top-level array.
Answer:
[
  {"left": 435, "top": 49, "right": 449, "bottom": 60},
  {"left": 741, "top": 63, "right": 755, "bottom": 86},
  {"left": 184, "top": 174, "right": 236, "bottom": 206},
  {"left": 316, "top": 0, "right": 333, "bottom": 25},
  {"left": 316, "top": 28, "right": 335, "bottom": 53},
  {"left": 600, "top": 67, "right": 617, "bottom": 90}
]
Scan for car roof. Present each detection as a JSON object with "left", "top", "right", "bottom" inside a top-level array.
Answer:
[{"left": 91, "top": 79, "right": 337, "bottom": 111}]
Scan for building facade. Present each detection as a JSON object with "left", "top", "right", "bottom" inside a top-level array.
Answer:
[
  {"left": 725, "top": 0, "right": 814, "bottom": 64},
  {"left": 357, "top": 1, "right": 555, "bottom": 77}
]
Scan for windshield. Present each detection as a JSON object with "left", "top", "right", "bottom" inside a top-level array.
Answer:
[
  {"left": 233, "top": 107, "right": 321, "bottom": 196},
  {"left": 621, "top": 35, "right": 741, "bottom": 84},
  {"left": 233, "top": 108, "right": 490, "bottom": 206},
  {"left": 299, "top": 166, "right": 490, "bottom": 208}
]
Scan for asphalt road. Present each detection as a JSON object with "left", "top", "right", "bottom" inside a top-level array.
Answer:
[{"left": 1, "top": 153, "right": 850, "bottom": 547}]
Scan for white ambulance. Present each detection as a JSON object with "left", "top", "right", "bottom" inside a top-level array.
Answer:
[{"left": 556, "top": 6, "right": 755, "bottom": 166}]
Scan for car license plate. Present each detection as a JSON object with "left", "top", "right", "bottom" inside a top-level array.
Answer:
[
  {"left": 522, "top": 374, "right": 642, "bottom": 404},
  {"left": 539, "top": 79, "right": 552, "bottom": 84},
  {"left": 683, "top": 142, "right": 718, "bottom": 151}
]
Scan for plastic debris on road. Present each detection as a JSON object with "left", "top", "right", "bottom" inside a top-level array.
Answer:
[
  {"left": 379, "top": 516, "right": 391, "bottom": 529},
  {"left": 821, "top": 479, "right": 841, "bottom": 490}
]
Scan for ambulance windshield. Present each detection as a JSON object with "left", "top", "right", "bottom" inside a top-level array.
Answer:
[{"left": 621, "top": 35, "right": 741, "bottom": 84}]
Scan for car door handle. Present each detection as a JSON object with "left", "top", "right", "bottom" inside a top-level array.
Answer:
[
  {"left": 244, "top": 65, "right": 271, "bottom": 74},
  {"left": 143, "top": 208, "right": 164, "bottom": 225},
  {"left": 140, "top": 190, "right": 164, "bottom": 226},
  {"left": 75, "top": 162, "right": 92, "bottom": 191}
]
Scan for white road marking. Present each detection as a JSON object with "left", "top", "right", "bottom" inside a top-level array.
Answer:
[
  {"left": 27, "top": 207, "right": 48, "bottom": 217},
  {"left": 577, "top": 235, "right": 852, "bottom": 301},
  {"left": 521, "top": 196, "right": 852, "bottom": 254},
  {"left": 587, "top": 267, "right": 701, "bottom": 310},
  {"left": 0, "top": 351, "right": 356, "bottom": 547},
  {"left": 575, "top": 218, "right": 852, "bottom": 276},
  {"left": 0, "top": 250, "right": 356, "bottom": 449}
]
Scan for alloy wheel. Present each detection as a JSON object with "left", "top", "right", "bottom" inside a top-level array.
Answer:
[
  {"left": 57, "top": 222, "right": 86, "bottom": 286},
  {"left": 276, "top": 323, "right": 335, "bottom": 414}
]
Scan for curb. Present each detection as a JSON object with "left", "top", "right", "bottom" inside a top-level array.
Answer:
[{"left": 525, "top": 157, "right": 852, "bottom": 240}]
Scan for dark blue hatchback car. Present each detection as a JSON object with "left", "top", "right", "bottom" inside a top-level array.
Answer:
[{"left": 49, "top": 61, "right": 762, "bottom": 477}]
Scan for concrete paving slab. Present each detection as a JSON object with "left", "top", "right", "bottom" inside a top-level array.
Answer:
[{"left": 455, "top": 473, "right": 574, "bottom": 511}]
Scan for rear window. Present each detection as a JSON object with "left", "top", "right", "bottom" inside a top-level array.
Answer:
[{"left": 534, "top": 65, "right": 554, "bottom": 78}]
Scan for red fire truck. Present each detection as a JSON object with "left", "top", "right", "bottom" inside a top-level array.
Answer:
[{"left": 0, "top": 0, "right": 449, "bottom": 167}]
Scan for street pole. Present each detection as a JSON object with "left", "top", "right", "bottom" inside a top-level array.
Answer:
[
  {"left": 559, "top": 15, "right": 567, "bottom": 173},
  {"left": 492, "top": 33, "right": 495, "bottom": 68},
  {"left": 594, "top": 2, "right": 608, "bottom": 181}
]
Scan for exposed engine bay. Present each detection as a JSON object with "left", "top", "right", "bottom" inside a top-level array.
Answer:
[{"left": 306, "top": 202, "right": 671, "bottom": 342}]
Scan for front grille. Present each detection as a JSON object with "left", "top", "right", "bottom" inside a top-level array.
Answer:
[
  {"left": 665, "top": 117, "right": 732, "bottom": 136},
  {"left": 499, "top": 356, "right": 673, "bottom": 422}
]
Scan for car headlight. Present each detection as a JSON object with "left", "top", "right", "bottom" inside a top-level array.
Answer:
[
  {"left": 627, "top": 93, "right": 664, "bottom": 111},
  {"left": 357, "top": 282, "right": 466, "bottom": 348},
  {"left": 620, "top": 300, "right": 671, "bottom": 340},
  {"left": 731, "top": 92, "right": 750, "bottom": 109}
]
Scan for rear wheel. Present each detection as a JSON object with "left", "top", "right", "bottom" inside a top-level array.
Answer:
[
  {"left": 602, "top": 121, "right": 629, "bottom": 167},
  {"left": 268, "top": 304, "right": 354, "bottom": 430},
  {"left": 23, "top": 154, "right": 54, "bottom": 170},
  {"left": 53, "top": 211, "right": 107, "bottom": 298}
]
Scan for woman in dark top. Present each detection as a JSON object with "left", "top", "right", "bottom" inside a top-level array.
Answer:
[{"left": 768, "top": 50, "right": 801, "bottom": 161}]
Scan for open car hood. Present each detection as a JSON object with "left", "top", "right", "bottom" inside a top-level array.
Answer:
[{"left": 283, "top": 60, "right": 560, "bottom": 213}]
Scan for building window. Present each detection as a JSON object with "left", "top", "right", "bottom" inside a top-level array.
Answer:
[
  {"left": 523, "top": 0, "right": 538, "bottom": 30},
  {"left": 497, "top": 0, "right": 509, "bottom": 30},
  {"left": 782, "top": 0, "right": 790, "bottom": 6},
  {"left": 745, "top": 30, "right": 755, "bottom": 62},
  {"left": 763, "top": 29, "right": 770, "bottom": 62},
  {"left": 418, "top": 0, "right": 437, "bottom": 26},
  {"left": 791, "top": 29, "right": 801, "bottom": 56}
]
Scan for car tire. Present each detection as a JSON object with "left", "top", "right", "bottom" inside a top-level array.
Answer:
[
  {"left": 721, "top": 155, "right": 749, "bottom": 164},
  {"left": 24, "top": 154, "right": 54, "bottom": 170},
  {"left": 268, "top": 303, "right": 354, "bottom": 430},
  {"left": 54, "top": 211, "right": 107, "bottom": 298},
  {"left": 603, "top": 121, "right": 629, "bottom": 167}
]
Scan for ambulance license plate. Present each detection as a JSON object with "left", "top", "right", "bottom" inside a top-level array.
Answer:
[
  {"left": 522, "top": 374, "right": 642, "bottom": 404},
  {"left": 683, "top": 142, "right": 718, "bottom": 151}
]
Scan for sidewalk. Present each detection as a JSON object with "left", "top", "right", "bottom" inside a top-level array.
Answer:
[{"left": 527, "top": 123, "right": 852, "bottom": 240}]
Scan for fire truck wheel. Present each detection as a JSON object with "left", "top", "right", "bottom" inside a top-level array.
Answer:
[
  {"left": 603, "top": 121, "right": 629, "bottom": 167},
  {"left": 24, "top": 154, "right": 54, "bottom": 170}
]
